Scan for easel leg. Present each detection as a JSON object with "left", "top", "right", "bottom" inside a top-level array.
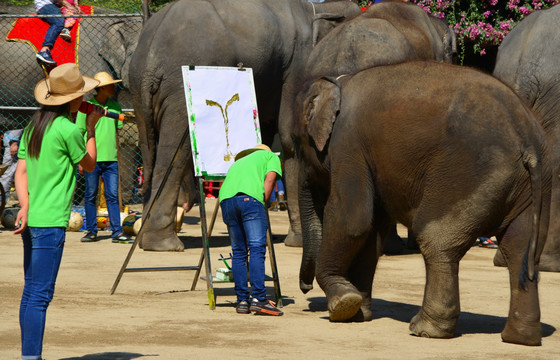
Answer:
[
  {"left": 191, "top": 197, "right": 220, "bottom": 291},
  {"left": 198, "top": 177, "right": 216, "bottom": 309},
  {"left": 266, "top": 209, "right": 283, "bottom": 307}
]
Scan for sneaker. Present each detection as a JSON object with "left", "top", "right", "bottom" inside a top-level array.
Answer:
[
  {"left": 80, "top": 231, "right": 98, "bottom": 242},
  {"left": 36, "top": 49, "right": 57, "bottom": 65},
  {"left": 478, "top": 237, "right": 498, "bottom": 249},
  {"left": 236, "top": 300, "right": 251, "bottom": 314},
  {"left": 112, "top": 233, "right": 134, "bottom": 244},
  {"left": 60, "top": 28, "right": 71, "bottom": 42},
  {"left": 249, "top": 298, "right": 283, "bottom": 316}
]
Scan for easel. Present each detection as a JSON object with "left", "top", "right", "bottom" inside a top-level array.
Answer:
[
  {"left": 110, "top": 172, "right": 283, "bottom": 309},
  {"left": 111, "top": 65, "right": 283, "bottom": 309}
]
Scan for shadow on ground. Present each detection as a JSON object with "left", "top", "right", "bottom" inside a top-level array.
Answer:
[
  {"left": 60, "top": 352, "right": 156, "bottom": 360},
  {"left": 305, "top": 297, "right": 556, "bottom": 338}
]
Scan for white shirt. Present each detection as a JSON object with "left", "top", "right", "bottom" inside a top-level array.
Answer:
[{"left": 35, "top": 0, "right": 56, "bottom": 12}]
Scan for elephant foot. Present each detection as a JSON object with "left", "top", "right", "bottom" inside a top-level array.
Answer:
[
  {"left": 409, "top": 309, "right": 456, "bottom": 339},
  {"left": 347, "top": 303, "right": 373, "bottom": 322},
  {"left": 501, "top": 319, "right": 541, "bottom": 346},
  {"left": 538, "top": 252, "right": 560, "bottom": 272},
  {"left": 284, "top": 230, "right": 302, "bottom": 247},
  {"left": 493, "top": 248, "right": 507, "bottom": 268},
  {"left": 139, "top": 231, "right": 185, "bottom": 251},
  {"left": 327, "top": 284, "right": 363, "bottom": 322},
  {"left": 300, "top": 279, "right": 313, "bottom": 294}
]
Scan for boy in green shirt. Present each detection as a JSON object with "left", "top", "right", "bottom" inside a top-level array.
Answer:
[
  {"left": 75, "top": 72, "right": 130, "bottom": 243},
  {"left": 219, "top": 144, "right": 283, "bottom": 315}
]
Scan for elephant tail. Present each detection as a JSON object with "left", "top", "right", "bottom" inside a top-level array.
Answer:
[{"left": 523, "top": 146, "right": 548, "bottom": 284}]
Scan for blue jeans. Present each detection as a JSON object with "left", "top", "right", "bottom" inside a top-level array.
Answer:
[
  {"left": 84, "top": 161, "right": 122, "bottom": 237},
  {"left": 20, "top": 227, "right": 65, "bottom": 360},
  {"left": 269, "top": 179, "right": 285, "bottom": 202},
  {"left": 37, "top": 3, "right": 64, "bottom": 48},
  {"left": 220, "top": 195, "right": 268, "bottom": 302}
]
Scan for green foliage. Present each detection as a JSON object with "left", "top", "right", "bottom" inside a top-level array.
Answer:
[
  {"left": 353, "top": 0, "right": 560, "bottom": 62},
  {"left": 5, "top": 0, "right": 142, "bottom": 12}
]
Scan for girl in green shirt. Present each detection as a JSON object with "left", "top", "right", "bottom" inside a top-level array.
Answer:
[{"left": 14, "top": 63, "right": 102, "bottom": 360}]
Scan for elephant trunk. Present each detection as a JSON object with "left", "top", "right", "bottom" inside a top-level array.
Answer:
[{"left": 298, "top": 181, "right": 323, "bottom": 293}]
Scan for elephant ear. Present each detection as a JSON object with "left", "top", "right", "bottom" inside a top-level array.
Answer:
[
  {"left": 98, "top": 20, "right": 142, "bottom": 87},
  {"left": 312, "top": 13, "right": 346, "bottom": 47},
  {"left": 304, "top": 78, "right": 341, "bottom": 152}
]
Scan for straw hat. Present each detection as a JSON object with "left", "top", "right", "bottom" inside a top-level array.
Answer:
[
  {"left": 34, "top": 63, "right": 99, "bottom": 106},
  {"left": 234, "top": 144, "right": 272, "bottom": 161},
  {"left": 94, "top": 72, "right": 122, "bottom": 87}
]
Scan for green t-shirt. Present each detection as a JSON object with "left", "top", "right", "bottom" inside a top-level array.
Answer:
[
  {"left": 219, "top": 150, "right": 282, "bottom": 206},
  {"left": 18, "top": 115, "right": 87, "bottom": 227},
  {"left": 75, "top": 97, "right": 122, "bottom": 162}
]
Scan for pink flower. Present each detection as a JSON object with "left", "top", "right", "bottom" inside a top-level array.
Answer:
[{"left": 518, "top": 6, "right": 531, "bottom": 15}]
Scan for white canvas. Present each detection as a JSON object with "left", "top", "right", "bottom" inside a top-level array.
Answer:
[{"left": 182, "top": 66, "right": 262, "bottom": 177}]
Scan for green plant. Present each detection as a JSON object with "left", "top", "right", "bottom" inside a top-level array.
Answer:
[{"left": 354, "top": 0, "right": 560, "bottom": 62}]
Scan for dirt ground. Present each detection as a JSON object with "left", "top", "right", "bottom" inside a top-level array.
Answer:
[{"left": 1, "top": 198, "right": 559, "bottom": 360}]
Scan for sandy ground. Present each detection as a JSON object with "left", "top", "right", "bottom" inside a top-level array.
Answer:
[{"left": 1, "top": 198, "right": 560, "bottom": 360}]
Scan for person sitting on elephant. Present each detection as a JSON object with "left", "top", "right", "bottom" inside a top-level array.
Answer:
[
  {"left": 219, "top": 144, "right": 283, "bottom": 315},
  {"left": 35, "top": 0, "right": 80, "bottom": 65},
  {"left": 76, "top": 72, "right": 131, "bottom": 244},
  {"left": 59, "top": 0, "right": 80, "bottom": 42}
]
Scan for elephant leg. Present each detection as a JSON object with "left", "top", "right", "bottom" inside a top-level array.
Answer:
[
  {"left": 347, "top": 223, "right": 387, "bottom": 322},
  {"left": 409, "top": 261, "right": 460, "bottom": 338},
  {"left": 138, "top": 131, "right": 192, "bottom": 252},
  {"left": 298, "top": 179, "right": 323, "bottom": 293},
  {"left": 383, "top": 224, "right": 404, "bottom": 255},
  {"left": 283, "top": 157, "right": 303, "bottom": 247},
  {"left": 498, "top": 214, "right": 542, "bottom": 346},
  {"left": 409, "top": 221, "right": 474, "bottom": 338},
  {"left": 316, "top": 171, "right": 376, "bottom": 322},
  {"left": 538, "top": 171, "right": 560, "bottom": 272}
]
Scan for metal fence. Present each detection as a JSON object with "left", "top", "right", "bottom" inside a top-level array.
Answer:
[{"left": 0, "top": 1, "right": 144, "bottom": 206}]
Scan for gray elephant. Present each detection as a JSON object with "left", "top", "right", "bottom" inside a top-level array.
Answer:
[
  {"left": 129, "top": 0, "right": 455, "bottom": 252},
  {"left": 492, "top": 4, "right": 560, "bottom": 272},
  {"left": 129, "top": 0, "right": 362, "bottom": 251},
  {"left": 297, "top": 0, "right": 455, "bottom": 273},
  {"left": 296, "top": 61, "right": 550, "bottom": 346},
  {"left": 0, "top": 6, "right": 141, "bottom": 123}
]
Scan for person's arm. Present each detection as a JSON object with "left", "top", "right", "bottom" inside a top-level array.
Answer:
[
  {"left": 263, "top": 171, "right": 278, "bottom": 204},
  {"left": 14, "top": 159, "right": 28, "bottom": 234},
  {"left": 78, "top": 108, "right": 103, "bottom": 172}
]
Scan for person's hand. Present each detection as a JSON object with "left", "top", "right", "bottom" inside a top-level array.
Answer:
[
  {"left": 9, "top": 142, "right": 18, "bottom": 156},
  {"left": 85, "top": 105, "right": 103, "bottom": 135},
  {"left": 78, "top": 164, "right": 84, "bottom": 176},
  {"left": 14, "top": 207, "right": 28, "bottom": 235}
]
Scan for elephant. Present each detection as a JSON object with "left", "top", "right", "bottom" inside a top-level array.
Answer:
[
  {"left": 297, "top": 0, "right": 455, "bottom": 276},
  {"left": 129, "top": 0, "right": 363, "bottom": 251},
  {"left": 295, "top": 61, "right": 551, "bottom": 346},
  {"left": 492, "top": 4, "right": 560, "bottom": 272},
  {"left": 0, "top": 5, "right": 141, "bottom": 126},
  {"left": 129, "top": 0, "right": 455, "bottom": 252}
]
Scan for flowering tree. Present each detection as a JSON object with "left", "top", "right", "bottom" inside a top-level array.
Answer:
[{"left": 356, "top": 0, "right": 560, "bottom": 62}]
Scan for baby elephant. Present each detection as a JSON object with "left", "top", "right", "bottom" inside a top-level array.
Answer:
[{"left": 295, "top": 61, "right": 551, "bottom": 346}]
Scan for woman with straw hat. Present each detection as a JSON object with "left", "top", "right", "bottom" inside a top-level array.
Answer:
[
  {"left": 14, "top": 63, "right": 102, "bottom": 360},
  {"left": 75, "top": 71, "right": 131, "bottom": 243}
]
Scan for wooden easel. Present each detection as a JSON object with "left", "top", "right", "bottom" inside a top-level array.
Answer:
[
  {"left": 110, "top": 175, "right": 283, "bottom": 310},
  {"left": 111, "top": 64, "right": 282, "bottom": 309}
]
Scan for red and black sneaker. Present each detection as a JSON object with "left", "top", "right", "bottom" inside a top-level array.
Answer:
[
  {"left": 249, "top": 298, "right": 283, "bottom": 316},
  {"left": 236, "top": 300, "right": 250, "bottom": 314},
  {"left": 478, "top": 237, "right": 498, "bottom": 249}
]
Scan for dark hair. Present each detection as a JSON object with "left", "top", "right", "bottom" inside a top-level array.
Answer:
[{"left": 24, "top": 104, "right": 70, "bottom": 158}]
